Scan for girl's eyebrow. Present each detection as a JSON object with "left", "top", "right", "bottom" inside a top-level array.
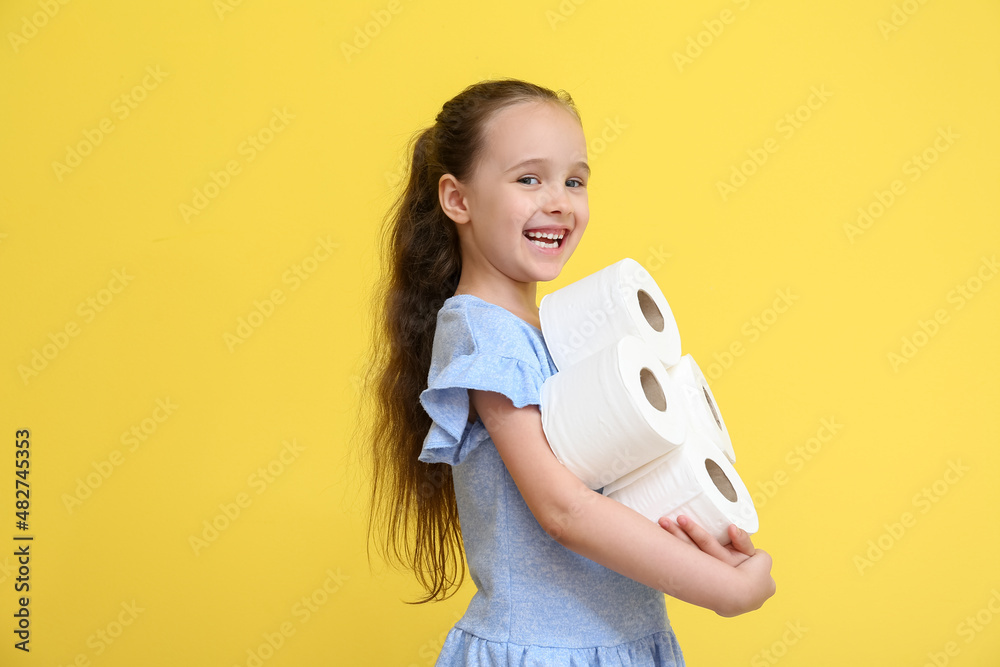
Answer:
[{"left": 504, "top": 157, "right": 591, "bottom": 177}]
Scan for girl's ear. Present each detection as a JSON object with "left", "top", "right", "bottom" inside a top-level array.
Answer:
[{"left": 439, "top": 173, "right": 471, "bottom": 225}]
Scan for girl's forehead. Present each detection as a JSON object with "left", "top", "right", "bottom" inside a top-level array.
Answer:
[
  {"left": 480, "top": 101, "right": 585, "bottom": 167},
  {"left": 486, "top": 100, "right": 575, "bottom": 134}
]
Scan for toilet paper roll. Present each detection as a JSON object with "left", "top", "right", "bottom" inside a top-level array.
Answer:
[
  {"left": 540, "top": 335, "right": 687, "bottom": 490},
  {"left": 540, "top": 258, "right": 681, "bottom": 371},
  {"left": 664, "top": 354, "right": 736, "bottom": 463},
  {"left": 604, "top": 431, "right": 758, "bottom": 545}
]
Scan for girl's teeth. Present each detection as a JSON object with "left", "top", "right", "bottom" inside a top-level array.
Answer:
[{"left": 524, "top": 230, "right": 565, "bottom": 248}]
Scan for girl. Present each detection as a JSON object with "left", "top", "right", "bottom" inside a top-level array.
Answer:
[{"left": 364, "top": 78, "right": 775, "bottom": 666}]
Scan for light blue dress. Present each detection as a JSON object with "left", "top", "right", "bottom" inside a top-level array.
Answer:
[{"left": 418, "top": 294, "right": 685, "bottom": 666}]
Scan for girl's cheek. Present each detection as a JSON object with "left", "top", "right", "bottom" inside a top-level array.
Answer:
[{"left": 517, "top": 200, "right": 540, "bottom": 218}]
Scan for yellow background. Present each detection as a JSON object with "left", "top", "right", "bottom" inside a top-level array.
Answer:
[{"left": 1, "top": 0, "right": 998, "bottom": 665}]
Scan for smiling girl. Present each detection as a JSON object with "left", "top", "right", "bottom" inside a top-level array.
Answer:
[{"left": 364, "top": 78, "right": 775, "bottom": 666}]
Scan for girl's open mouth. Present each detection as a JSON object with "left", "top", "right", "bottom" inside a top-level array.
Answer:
[{"left": 523, "top": 229, "right": 566, "bottom": 250}]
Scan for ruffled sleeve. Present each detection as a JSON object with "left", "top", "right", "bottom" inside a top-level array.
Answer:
[{"left": 418, "top": 300, "right": 547, "bottom": 466}]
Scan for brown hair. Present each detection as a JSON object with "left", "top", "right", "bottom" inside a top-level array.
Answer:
[{"left": 358, "top": 78, "right": 581, "bottom": 603}]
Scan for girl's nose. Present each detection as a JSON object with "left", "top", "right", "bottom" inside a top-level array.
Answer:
[{"left": 542, "top": 183, "right": 573, "bottom": 216}]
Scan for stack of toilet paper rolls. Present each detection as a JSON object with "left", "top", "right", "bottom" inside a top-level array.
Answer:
[{"left": 538, "top": 258, "right": 758, "bottom": 545}]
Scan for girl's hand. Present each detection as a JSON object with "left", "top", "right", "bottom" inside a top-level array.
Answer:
[
  {"left": 658, "top": 515, "right": 756, "bottom": 567},
  {"left": 730, "top": 545, "right": 776, "bottom": 615},
  {"left": 660, "top": 514, "right": 775, "bottom": 615}
]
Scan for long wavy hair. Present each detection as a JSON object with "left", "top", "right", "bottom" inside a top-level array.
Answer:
[{"left": 359, "top": 78, "right": 581, "bottom": 603}]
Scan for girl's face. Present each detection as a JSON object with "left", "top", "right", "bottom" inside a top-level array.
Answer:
[{"left": 443, "top": 100, "right": 590, "bottom": 287}]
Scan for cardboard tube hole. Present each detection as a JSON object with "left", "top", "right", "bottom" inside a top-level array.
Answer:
[
  {"left": 703, "top": 386, "right": 723, "bottom": 431},
  {"left": 640, "top": 367, "right": 667, "bottom": 412},
  {"left": 705, "top": 458, "right": 737, "bottom": 502},
  {"left": 637, "top": 290, "right": 665, "bottom": 332}
]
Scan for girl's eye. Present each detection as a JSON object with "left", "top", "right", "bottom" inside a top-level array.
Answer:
[
  {"left": 517, "top": 176, "right": 540, "bottom": 185},
  {"left": 567, "top": 178, "right": 585, "bottom": 188}
]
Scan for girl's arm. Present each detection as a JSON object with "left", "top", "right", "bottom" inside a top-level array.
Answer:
[{"left": 470, "top": 388, "right": 776, "bottom": 617}]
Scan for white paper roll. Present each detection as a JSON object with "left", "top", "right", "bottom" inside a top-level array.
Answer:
[
  {"left": 664, "top": 354, "right": 736, "bottom": 463},
  {"left": 540, "top": 258, "right": 681, "bottom": 371},
  {"left": 604, "top": 431, "right": 758, "bottom": 545},
  {"left": 540, "top": 335, "right": 687, "bottom": 490}
]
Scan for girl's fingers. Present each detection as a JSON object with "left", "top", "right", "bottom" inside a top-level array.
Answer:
[
  {"left": 674, "top": 515, "right": 731, "bottom": 561},
  {"left": 662, "top": 517, "right": 757, "bottom": 566},
  {"left": 658, "top": 516, "right": 697, "bottom": 548},
  {"left": 728, "top": 524, "right": 756, "bottom": 556}
]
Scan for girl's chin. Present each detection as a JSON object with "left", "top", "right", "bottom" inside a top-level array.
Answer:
[{"left": 527, "top": 262, "right": 566, "bottom": 282}]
